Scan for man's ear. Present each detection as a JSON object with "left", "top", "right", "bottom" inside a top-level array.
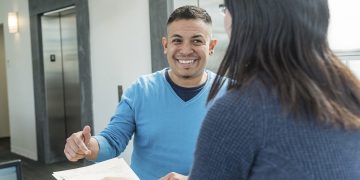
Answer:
[
  {"left": 209, "top": 39, "right": 218, "bottom": 50},
  {"left": 162, "top": 37, "right": 168, "bottom": 54}
]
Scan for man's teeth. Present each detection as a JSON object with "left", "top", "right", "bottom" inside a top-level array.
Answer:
[{"left": 178, "top": 60, "right": 195, "bottom": 64}]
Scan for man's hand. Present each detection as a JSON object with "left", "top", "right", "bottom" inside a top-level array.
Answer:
[
  {"left": 160, "top": 172, "right": 188, "bottom": 180},
  {"left": 64, "top": 125, "right": 93, "bottom": 161}
]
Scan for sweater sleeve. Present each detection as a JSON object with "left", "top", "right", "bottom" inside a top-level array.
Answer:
[
  {"left": 189, "top": 90, "right": 264, "bottom": 179},
  {"left": 95, "top": 82, "right": 137, "bottom": 161}
]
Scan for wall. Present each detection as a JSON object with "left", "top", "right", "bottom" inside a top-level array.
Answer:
[
  {"left": 88, "top": 0, "right": 152, "bottom": 163},
  {"left": 328, "top": 0, "right": 360, "bottom": 51},
  {"left": 0, "top": 0, "right": 37, "bottom": 160},
  {"left": 328, "top": 0, "right": 360, "bottom": 80},
  {"left": 0, "top": 24, "right": 10, "bottom": 138}
]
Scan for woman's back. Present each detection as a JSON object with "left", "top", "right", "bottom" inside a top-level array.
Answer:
[{"left": 191, "top": 80, "right": 360, "bottom": 180}]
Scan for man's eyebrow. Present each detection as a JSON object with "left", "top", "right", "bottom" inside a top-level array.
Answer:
[
  {"left": 192, "top": 34, "right": 205, "bottom": 39},
  {"left": 170, "top": 34, "right": 183, "bottom": 38}
]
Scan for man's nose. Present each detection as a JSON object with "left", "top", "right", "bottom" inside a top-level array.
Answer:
[{"left": 179, "top": 43, "right": 194, "bottom": 55}]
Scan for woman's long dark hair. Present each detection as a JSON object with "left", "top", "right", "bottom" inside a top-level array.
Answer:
[{"left": 209, "top": 0, "right": 360, "bottom": 128}]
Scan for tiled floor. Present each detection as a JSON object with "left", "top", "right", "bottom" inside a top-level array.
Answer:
[{"left": 0, "top": 137, "right": 84, "bottom": 180}]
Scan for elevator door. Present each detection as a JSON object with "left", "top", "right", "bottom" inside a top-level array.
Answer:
[{"left": 41, "top": 7, "right": 81, "bottom": 163}]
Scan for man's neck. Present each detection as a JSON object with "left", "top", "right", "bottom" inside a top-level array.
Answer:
[{"left": 168, "top": 70, "right": 208, "bottom": 88}]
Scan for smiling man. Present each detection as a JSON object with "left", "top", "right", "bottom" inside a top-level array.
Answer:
[
  {"left": 64, "top": 5, "right": 224, "bottom": 180},
  {"left": 163, "top": 13, "right": 217, "bottom": 88}
]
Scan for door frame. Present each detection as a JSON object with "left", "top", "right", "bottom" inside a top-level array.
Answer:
[
  {"left": 0, "top": 24, "right": 10, "bottom": 138},
  {"left": 28, "top": 0, "right": 93, "bottom": 164}
]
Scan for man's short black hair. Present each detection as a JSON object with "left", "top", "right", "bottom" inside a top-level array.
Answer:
[{"left": 167, "top": 5, "right": 212, "bottom": 25}]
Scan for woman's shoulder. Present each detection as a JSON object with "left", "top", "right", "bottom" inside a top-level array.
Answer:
[{"left": 221, "top": 79, "right": 272, "bottom": 104}]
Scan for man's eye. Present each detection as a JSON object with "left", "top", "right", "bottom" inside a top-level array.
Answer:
[
  {"left": 172, "top": 39, "right": 182, "bottom": 43},
  {"left": 193, "top": 39, "right": 203, "bottom": 45}
]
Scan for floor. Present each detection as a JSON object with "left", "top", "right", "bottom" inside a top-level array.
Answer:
[{"left": 0, "top": 137, "right": 84, "bottom": 180}]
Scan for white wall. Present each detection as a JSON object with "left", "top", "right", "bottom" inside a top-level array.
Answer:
[
  {"left": 0, "top": 0, "right": 37, "bottom": 160},
  {"left": 0, "top": 25, "right": 10, "bottom": 138},
  {"left": 88, "top": 0, "right": 152, "bottom": 163},
  {"left": 328, "top": 0, "right": 360, "bottom": 80},
  {"left": 328, "top": 0, "right": 360, "bottom": 51},
  {"left": 0, "top": 0, "right": 151, "bottom": 162}
]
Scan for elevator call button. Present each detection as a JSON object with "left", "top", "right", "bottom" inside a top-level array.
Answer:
[{"left": 50, "top": 54, "right": 56, "bottom": 62}]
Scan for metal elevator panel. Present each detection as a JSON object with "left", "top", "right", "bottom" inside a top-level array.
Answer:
[{"left": 41, "top": 7, "right": 81, "bottom": 163}]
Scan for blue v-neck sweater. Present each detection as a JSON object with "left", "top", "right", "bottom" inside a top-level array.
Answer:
[{"left": 94, "top": 69, "right": 224, "bottom": 179}]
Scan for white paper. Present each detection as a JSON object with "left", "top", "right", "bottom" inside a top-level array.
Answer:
[{"left": 52, "top": 157, "right": 139, "bottom": 180}]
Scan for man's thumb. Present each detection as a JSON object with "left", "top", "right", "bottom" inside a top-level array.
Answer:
[{"left": 82, "top": 125, "right": 91, "bottom": 145}]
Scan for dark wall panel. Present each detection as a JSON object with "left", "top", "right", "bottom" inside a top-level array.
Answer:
[
  {"left": 29, "top": 0, "right": 73, "bottom": 15},
  {"left": 149, "top": 0, "right": 173, "bottom": 72}
]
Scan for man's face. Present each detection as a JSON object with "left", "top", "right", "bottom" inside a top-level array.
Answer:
[{"left": 162, "top": 19, "right": 217, "bottom": 84}]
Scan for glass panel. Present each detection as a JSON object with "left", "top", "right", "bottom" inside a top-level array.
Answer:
[
  {"left": 338, "top": 52, "right": 360, "bottom": 79},
  {"left": 173, "top": 0, "right": 198, "bottom": 7},
  {"left": 348, "top": 60, "right": 360, "bottom": 79},
  {"left": 199, "top": 0, "right": 228, "bottom": 72},
  {"left": 340, "top": 60, "right": 348, "bottom": 66}
]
